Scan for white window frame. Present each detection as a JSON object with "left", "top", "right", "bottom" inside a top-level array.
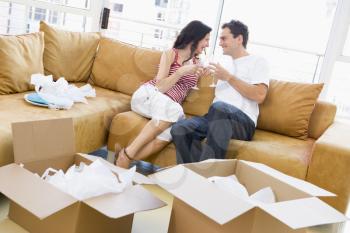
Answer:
[
  {"left": 318, "top": 0, "right": 350, "bottom": 99},
  {"left": 1, "top": 0, "right": 104, "bottom": 31}
]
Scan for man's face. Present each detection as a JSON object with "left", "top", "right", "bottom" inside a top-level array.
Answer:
[{"left": 219, "top": 27, "right": 242, "bottom": 55}]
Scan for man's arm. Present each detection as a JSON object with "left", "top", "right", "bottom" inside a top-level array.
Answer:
[
  {"left": 210, "top": 63, "right": 268, "bottom": 104},
  {"left": 227, "top": 77, "right": 268, "bottom": 104}
]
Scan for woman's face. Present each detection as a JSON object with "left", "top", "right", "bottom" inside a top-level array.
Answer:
[{"left": 195, "top": 33, "right": 210, "bottom": 54}]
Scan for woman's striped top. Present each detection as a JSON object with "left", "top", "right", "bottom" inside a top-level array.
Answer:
[{"left": 147, "top": 48, "right": 198, "bottom": 104}]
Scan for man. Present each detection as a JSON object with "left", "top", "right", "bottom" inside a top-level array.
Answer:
[{"left": 171, "top": 20, "right": 269, "bottom": 163}]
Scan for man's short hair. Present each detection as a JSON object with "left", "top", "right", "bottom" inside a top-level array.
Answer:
[{"left": 222, "top": 20, "right": 249, "bottom": 48}]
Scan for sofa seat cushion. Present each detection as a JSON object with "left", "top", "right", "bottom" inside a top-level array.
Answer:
[
  {"left": 108, "top": 112, "right": 314, "bottom": 178},
  {"left": 227, "top": 129, "right": 315, "bottom": 179},
  {"left": 0, "top": 84, "right": 131, "bottom": 167}
]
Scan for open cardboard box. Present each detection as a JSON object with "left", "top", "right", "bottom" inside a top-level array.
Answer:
[
  {"left": 0, "top": 118, "right": 165, "bottom": 233},
  {"left": 150, "top": 159, "right": 348, "bottom": 233}
]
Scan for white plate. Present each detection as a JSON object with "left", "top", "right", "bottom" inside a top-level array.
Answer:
[{"left": 24, "top": 94, "right": 49, "bottom": 108}]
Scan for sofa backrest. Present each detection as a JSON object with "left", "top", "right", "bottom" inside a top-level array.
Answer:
[
  {"left": 90, "top": 37, "right": 161, "bottom": 95},
  {"left": 89, "top": 41, "right": 335, "bottom": 140},
  {"left": 183, "top": 78, "right": 335, "bottom": 140}
]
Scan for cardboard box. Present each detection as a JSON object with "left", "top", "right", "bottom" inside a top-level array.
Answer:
[
  {"left": 150, "top": 159, "right": 348, "bottom": 233},
  {"left": 0, "top": 118, "right": 165, "bottom": 233}
]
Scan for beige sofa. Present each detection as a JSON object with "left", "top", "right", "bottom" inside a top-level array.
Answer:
[
  {"left": 106, "top": 47, "right": 350, "bottom": 214},
  {"left": 0, "top": 22, "right": 349, "bottom": 216}
]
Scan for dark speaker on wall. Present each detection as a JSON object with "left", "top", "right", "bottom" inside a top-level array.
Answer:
[{"left": 101, "top": 8, "right": 110, "bottom": 29}]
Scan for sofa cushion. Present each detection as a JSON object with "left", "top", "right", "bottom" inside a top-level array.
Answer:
[
  {"left": 0, "top": 32, "right": 44, "bottom": 94},
  {"left": 90, "top": 38, "right": 161, "bottom": 95},
  {"left": 182, "top": 75, "right": 215, "bottom": 116},
  {"left": 227, "top": 129, "right": 315, "bottom": 179},
  {"left": 0, "top": 84, "right": 131, "bottom": 167},
  {"left": 257, "top": 79, "right": 323, "bottom": 139},
  {"left": 40, "top": 21, "right": 100, "bottom": 82}
]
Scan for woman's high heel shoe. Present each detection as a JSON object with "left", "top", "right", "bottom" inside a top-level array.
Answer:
[{"left": 115, "top": 147, "right": 133, "bottom": 169}]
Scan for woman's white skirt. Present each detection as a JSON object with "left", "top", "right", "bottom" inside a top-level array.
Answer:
[{"left": 130, "top": 84, "right": 184, "bottom": 141}]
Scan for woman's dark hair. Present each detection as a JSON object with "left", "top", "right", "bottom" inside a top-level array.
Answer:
[{"left": 173, "top": 20, "right": 211, "bottom": 64}]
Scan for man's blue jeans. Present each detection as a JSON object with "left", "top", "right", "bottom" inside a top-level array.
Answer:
[{"left": 171, "top": 101, "right": 255, "bottom": 163}]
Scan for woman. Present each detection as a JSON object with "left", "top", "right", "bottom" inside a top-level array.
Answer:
[{"left": 115, "top": 20, "right": 212, "bottom": 168}]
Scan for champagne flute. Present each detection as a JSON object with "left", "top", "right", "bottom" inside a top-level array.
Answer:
[
  {"left": 206, "top": 54, "right": 217, "bottom": 88},
  {"left": 191, "top": 53, "right": 208, "bottom": 90}
]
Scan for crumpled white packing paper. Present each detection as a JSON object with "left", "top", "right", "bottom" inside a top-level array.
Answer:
[
  {"left": 42, "top": 159, "right": 136, "bottom": 200},
  {"left": 30, "top": 73, "right": 96, "bottom": 109},
  {"left": 208, "top": 175, "right": 276, "bottom": 204}
]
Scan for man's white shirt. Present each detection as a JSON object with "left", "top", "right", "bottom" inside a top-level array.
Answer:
[{"left": 213, "top": 54, "right": 270, "bottom": 126}]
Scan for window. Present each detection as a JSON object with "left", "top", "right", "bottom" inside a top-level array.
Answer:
[
  {"left": 37, "top": 0, "right": 90, "bottom": 10},
  {"left": 113, "top": 3, "right": 123, "bottom": 13},
  {"left": 343, "top": 26, "right": 350, "bottom": 56},
  {"left": 218, "top": 0, "right": 337, "bottom": 83},
  {"left": 156, "top": 12, "right": 165, "bottom": 21},
  {"left": 155, "top": 0, "right": 168, "bottom": 8},
  {"left": 326, "top": 61, "right": 350, "bottom": 118},
  {"left": 104, "top": 0, "right": 221, "bottom": 51},
  {"left": 248, "top": 43, "right": 322, "bottom": 83},
  {"left": 154, "top": 28, "right": 163, "bottom": 39},
  {"left": 0, "top": 2, "right": 26, "bottom": 35},
  {"left": 34, "top": 8, "right": 46, "bottom": 21},
  {"left": 48, "top": 10, "right": 59, "bottom": 25},
  {"left": 0, "top": 0, "right": 101, "bottom": 33}
]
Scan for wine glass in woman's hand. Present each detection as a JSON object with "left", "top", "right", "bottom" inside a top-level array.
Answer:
[{"left": 200, "top": 54, "right": 217, "bottom": 87}]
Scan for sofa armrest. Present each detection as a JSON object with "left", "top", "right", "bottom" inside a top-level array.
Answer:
[
  {"left": 306, "top": 121, "right": 350, "bottom": 214},
  {"left": 107, "top": 111, "right": 148, "bottom": 151}
]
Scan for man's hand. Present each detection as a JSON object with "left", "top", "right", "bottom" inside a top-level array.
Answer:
[{"left": 209, "top": 62, "right": 232, "bottom": 81}]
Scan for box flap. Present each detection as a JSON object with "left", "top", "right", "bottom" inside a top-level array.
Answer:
[
  {"left": 182, "top": 159, "right": 237, "bottom": 178},
  {"left": 150, "top": 165, "right": 254, "bottom": 225},
  {"left": 83, "top": 185, "right": 166, "bottom": 218},
  {"left": 241, "top": 161, "right": 335, "bottom": 197},
  {"left": 258, "top": 197, "right": 348, "bottom": 229},
  {"left": 79, "top": 154, "right": 154, "bottom": 184},
  {"left": 0, "top": 164, "right": 77, "bottom": 219},
  {"left": 12, "top": 118, "right": 75, "bottom": 164}
]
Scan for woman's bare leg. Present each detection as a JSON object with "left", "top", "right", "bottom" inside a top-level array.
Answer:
[
  {"left": 127, "top": 120, "right": 171, "bottom": 157},
  {"left": 116, "top": 120, "right": 171, "bottom": 168},
  {"left": 133, "top": 138, "right": 169, "bottom": 161}
]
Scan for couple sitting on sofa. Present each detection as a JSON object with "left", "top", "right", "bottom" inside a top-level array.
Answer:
[{"left": 115, "top": 19, "right": 269, "bottom": 169}]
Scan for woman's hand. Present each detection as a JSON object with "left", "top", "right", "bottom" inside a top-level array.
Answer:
[
  {"left": 196, "top": 67, "right": 211, "bottom": 77},
  {"left": 176, "top": 64, "right": 200, "bottom": 77}
]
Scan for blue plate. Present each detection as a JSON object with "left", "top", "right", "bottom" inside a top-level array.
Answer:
[{"left": 24, "top": 93, "right": 49, "bottom": 107}]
